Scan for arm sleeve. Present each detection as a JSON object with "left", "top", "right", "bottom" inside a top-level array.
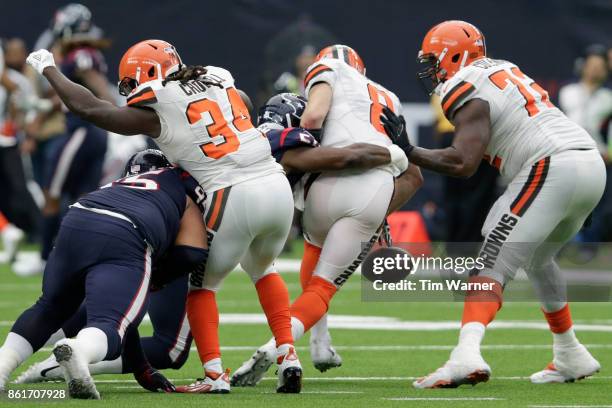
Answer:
[{"left": 304, "top": 61, "right": 337, "bottom": 96}]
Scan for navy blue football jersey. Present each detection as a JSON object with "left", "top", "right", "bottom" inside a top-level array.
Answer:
[
  {"left": 265, "top": 127, "right": 318, "bottom": 187},
  {"left": 78, "top": 167, "right": 204, "bottom": 257}
]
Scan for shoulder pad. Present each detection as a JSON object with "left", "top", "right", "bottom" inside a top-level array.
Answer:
[
  {"left": 204, "top": 66, "right": 234, "bottom": 84},
  {"left": 126, "top": 80, "right": 163, "bottom": 107},
  {"left": 304, "top": 61, "right": 336, "bottom": 92}
]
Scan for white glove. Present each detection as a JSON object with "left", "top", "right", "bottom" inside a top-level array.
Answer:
[{"left": 26, "top": 49, "right": 55, "bottom": 75}]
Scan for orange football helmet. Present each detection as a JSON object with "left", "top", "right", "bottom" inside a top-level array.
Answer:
[
  {"left": 417, "top": 20, "right": 486, "bottom": 93},
  {"left": 315, "top": 44, "right": 366, "bottom": 75},
  {"left": 118, "top": 39, "right": 183, "bottom": 96}
]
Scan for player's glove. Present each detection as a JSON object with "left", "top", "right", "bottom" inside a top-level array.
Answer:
[
  {"left": 26, "top": 49, "right": 56, "bottom": 75},
  {"left": 381, "top": 106, "right": 414, "bottom": 156},
  {"left": 134, "top": 366, "right": 176, "bottom": 393}
]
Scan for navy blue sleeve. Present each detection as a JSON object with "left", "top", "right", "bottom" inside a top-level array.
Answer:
[
  {"left": 177, "top": 168, "right": 206, "bottom": 212},
  {"left": 267, "top": 127, "right": 319, "bottom": 163}
]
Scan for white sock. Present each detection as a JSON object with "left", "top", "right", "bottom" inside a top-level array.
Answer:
[
  {"left": 552, "top": 326, "right": 579, "bottom": 348},
  {"left": 452, "top": 322, "right": 486, "bottom": 357},
  {"left": 89, "top": 357, "right": 122, "bottom": 375},
  {"left": 291, "top": 317, "right": 305, "bottom": 342},
  {"left": 204, "top": 357, "right": 223, "bottom": 374},
  {"left": 74, "top": 328, "right": 108, "bottom": 364},
  {"left": 45, "top": 329, "right": 66, "bottom": 346},
  {"left": 310, "top": 314, "right": 330, "bottom": 342},
  {"left": 0, "top": 333, "right": 34, "bottom": 380}
]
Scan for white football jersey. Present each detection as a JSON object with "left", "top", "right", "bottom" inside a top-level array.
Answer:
[
  {"left": 127, "top": 66, "right": 282, "bottom": 192},
  {"left": 304, "top": 58, "right": 402, "bottom": 148},
  {"left": 439, "top": 58, "right": 596, "bottom": 180}
]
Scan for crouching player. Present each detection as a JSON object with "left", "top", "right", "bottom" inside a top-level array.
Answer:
[{"left": 0, "top": 150, "right": 207, "bottom": 399}]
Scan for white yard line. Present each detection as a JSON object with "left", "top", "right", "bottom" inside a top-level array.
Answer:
[{"left": 384, "top": 397, "right": 504, "bottom": 401}]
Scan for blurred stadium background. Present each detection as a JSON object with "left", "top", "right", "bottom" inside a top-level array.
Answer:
[{"left": 0, "top": 2, "right": 611, "bottom": 405}]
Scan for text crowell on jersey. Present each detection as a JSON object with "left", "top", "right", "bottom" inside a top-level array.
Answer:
[
  {"left": 127, "top": 66, "right": 282, "bottom": 192},
  {"left": 304, "top": 58, "right": 402, "bottom": 149},
  {"left": 438, "top": 58, "right": 596, "bottom": 180}
]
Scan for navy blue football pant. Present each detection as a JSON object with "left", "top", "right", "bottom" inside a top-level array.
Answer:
[
  {"left": 61, "top": 276, "right": 192, "bottom": 371},
  {"left": 41, "top": 122, "right": 107, "bottom": 260},
  {"left": 11, "top": 209, "right": 151, "bottom": 361}
]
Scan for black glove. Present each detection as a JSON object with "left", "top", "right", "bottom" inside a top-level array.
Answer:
[
  {"left": 381, "top": 106, "right": 414, "bottom": 156},
  {"left": 134, "top": 366, "right": 176, "bottom": 393}
]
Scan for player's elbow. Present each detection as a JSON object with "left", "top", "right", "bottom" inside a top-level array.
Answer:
[
  {"left": 300, "top": 110, "right": 326, "bottom": 130},
  {"left": 410, "top": 168, "right": 425, "bottom": 188},
  {"left": 452, "top": 162, "right": 478, "bottom": 178}
]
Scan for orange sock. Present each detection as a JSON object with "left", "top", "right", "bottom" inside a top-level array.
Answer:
[
  {"left": 290, "top": 276, "right": 337, "bottom": 332},
  {"left": 543, "top": 303, "right": 573, "bottom": 334},
  {"left": 0, "top": 211, "right": 8, "bottom": 231},
  {"left": 461, "top": 276, "right": 503, "bottom": 326},
  {"left": 300, "top": 241, "right": 321, "bottom": 290},
  {"left": 255, "top": 273, "right": 293, "bottom": 346},
  {"left": 186, "top": 289, "right": 220, "bottom": 364}
]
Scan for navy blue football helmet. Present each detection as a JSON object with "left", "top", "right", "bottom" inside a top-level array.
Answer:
[
  {"left": 124, "top": 149, "right": 172, "bottom": 176},
  {"left": 257, "top": 93, "right": 307, "bottom": 128},
  {"left": 52, "top": 3, "right": 103, "bottom": 42}
]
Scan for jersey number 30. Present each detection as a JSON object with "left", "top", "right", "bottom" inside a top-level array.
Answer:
[{"left": 185, "top": 87, "right": 253, "bottom": 159}]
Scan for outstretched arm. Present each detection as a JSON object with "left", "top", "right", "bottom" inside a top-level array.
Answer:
[
  {"left": 381, "top": 100, "right": 491, "bottom": 178},
  {"left": 406, "top": 99, "right": 491, "bottom": 177},
  {"left": 28, "top": 50, "right": 160, "bottom": 137},
  {"left": 281, "top": 143, "right": 392, "bottom": 173}
]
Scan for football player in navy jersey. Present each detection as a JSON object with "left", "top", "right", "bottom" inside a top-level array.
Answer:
[
  {"left": 14, "top": 4, "right": 113, "bottom": 276},
  {"left": 0, "top": 150, "right": 207, "bottom": 399}
]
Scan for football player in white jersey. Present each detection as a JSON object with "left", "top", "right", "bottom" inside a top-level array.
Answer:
[
  {"left": 26, "top": 40, "right": 303, "bottom": 394},
  {"left": 232, "top": 45, "right": 424, "bottom": 385},
  {"left": 381, "top": 20, "right": 605, "bottom": 388}
]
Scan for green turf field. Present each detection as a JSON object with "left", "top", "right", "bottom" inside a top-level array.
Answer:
[{"left": 0, "top": 245, "right": 611, "bottom": 407}]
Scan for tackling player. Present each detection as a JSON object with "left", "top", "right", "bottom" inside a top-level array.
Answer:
[
  {"left": 0, "top": 150, "right": 207, "bottom": 399},
  {"left": 383, "top": 20, "right": 604, "bottom": 388},
  {"left": 232, "top": 47, "right": 424, "bottom": 385},
  {"left": 26, "top": 39, "right": 303, "bottom": 394}
]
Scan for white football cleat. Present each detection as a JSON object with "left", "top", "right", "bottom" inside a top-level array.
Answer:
[
  {"left": 1, "top": 224, "right": 23, "bottom": 264},
  {"left": 175, "top": 369, "right": 230, "bottom": 393},
  {"left": 14, "top": 355, "right": 62, "bottom": 383},
  {"left": 413, "top": 347, "right": 491, "bottom": 389},
  {"left": 53, "top": 340, "right": 100, "bottom": 399},
  {"left": 310, "top": 336, "right": 342, "bottom": 373},
  {"left": 12, "top": 256, "right": 45, "bottom": 277},
  {"left": 530, "top": 343, "right": 601, "bottom": 384},
  {"left": 276, "top": 345, "right": 302, "bottom": 393},
  {"left": 230, "top": 342, "right": 275, "bottom": 387}
]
